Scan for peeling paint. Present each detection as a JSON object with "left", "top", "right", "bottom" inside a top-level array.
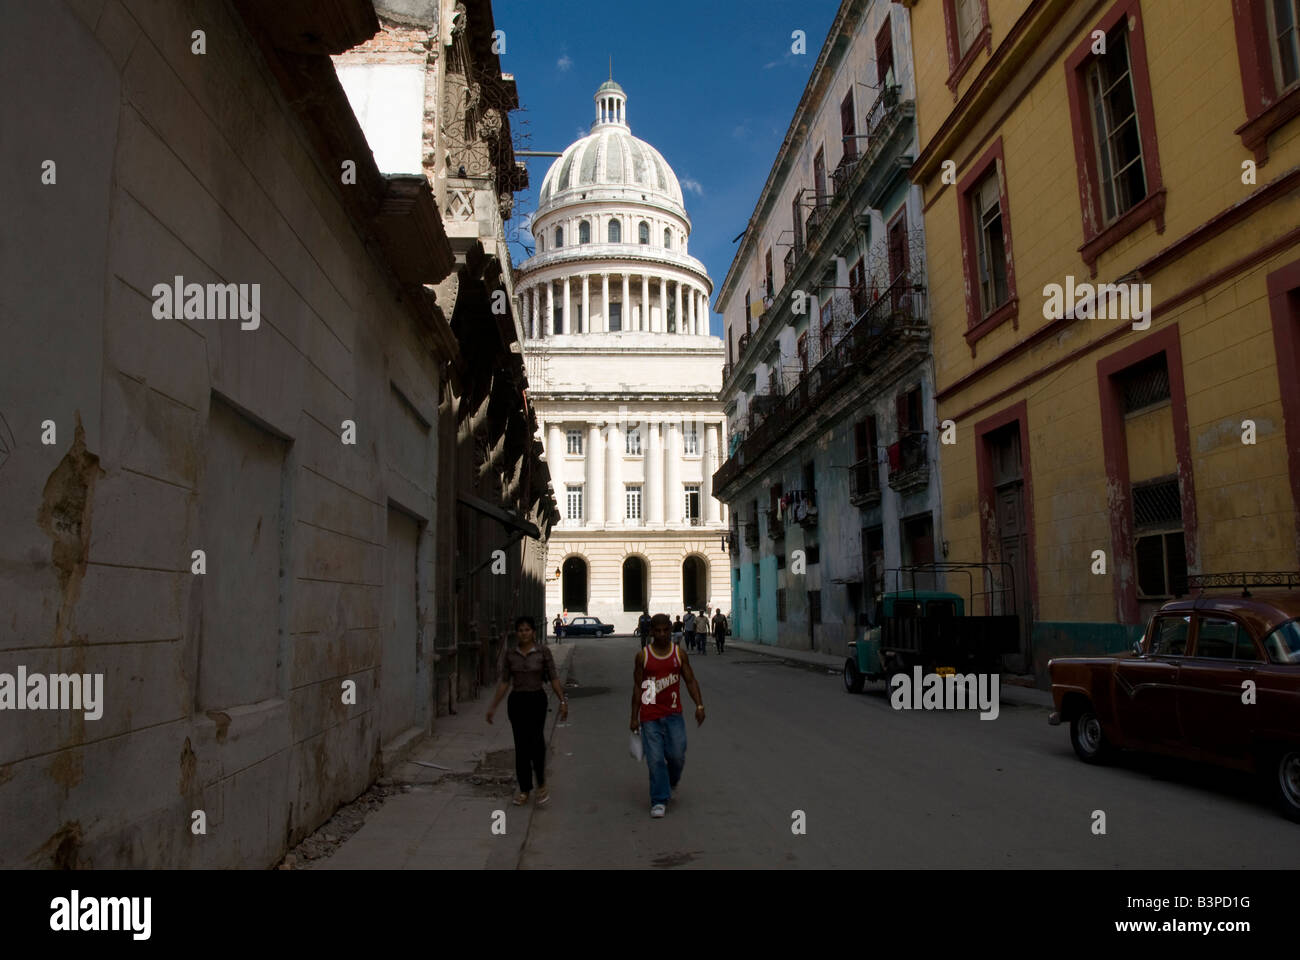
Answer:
[
  {"left": 49, "top": 748, "right": 83, "bottom": 790},
  {"left": 39, "top": 821, "right": 83, "bottom": 870},
  {"left": 1196, "top": 416, "right": 1274, "bottom": 453},
  {"left": 36, "top": 414, "right": 100, "bottom": 645},
  {"left": 206, "top": 710, "right": 232, "bottom": 743}
]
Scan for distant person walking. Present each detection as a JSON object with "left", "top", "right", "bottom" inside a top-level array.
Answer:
[
  {"left": 712, "top": 608, "right": 728, "bottom": 654},
  {"left": 486, "top": 615, "right": 568, "bottom": 807},
  {"left": 552, "top": 613, "right": 564, "bottom": 644},
  {"left": 683, "top": 610, "right": 697, "bottom": 654},
  {"left": 672, "top": 616, "right": 684, "bottom": 647},
  {"left": 637, "top": 611, "right": 652, "bottom": 648},
  {"left": 630, "top": 614, "right": 706, "bottom": 818}
]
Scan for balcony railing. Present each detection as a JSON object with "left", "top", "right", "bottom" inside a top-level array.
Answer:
[
  {"left": 805, "top": 202, "right": 831, "bottom": 241},
  {"left": 743, "top": 521, "right": 759, "bottom": 547},
  {"left": 865, "top": 83, "right": 903, "bottom": 140},
  {"left": 887, "top": 431, "right": 929, "bottom": 493},
  {"left": 831, "top": 153, "right": 861, "bottom": 195},
  {"left": 711, "top": 276, "right": 929, "bottom": 498},
  {"left": 783, "top": 247, "right": 796, "bottom": 284},
  {"left": 738, "top": 331, "right": 752, "bottom": 356},
  {"left": 849, "top": 456, "right": 881, "bottom": 506}
]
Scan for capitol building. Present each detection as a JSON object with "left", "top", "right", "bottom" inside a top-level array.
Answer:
[{"left": 516, "top": 79, "right": 730, "bottom": 632}]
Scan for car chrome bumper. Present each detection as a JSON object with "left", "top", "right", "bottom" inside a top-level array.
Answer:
[{"left": 1047, "top": 711, "right": 1062, "bottom": 726}]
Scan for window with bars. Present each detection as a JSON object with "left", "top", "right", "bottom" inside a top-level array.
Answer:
[
  {"left": 971, "top": 169, "right": 1009, "bottom": 316},
  {"left": 683, "top": 424, "right": 699, "bottom": 455},
  {"left": 1120, "top": 353, "right": 1170, "bottom": 414},
  {"left": 1087, "top": 24, "right": 1147, "bottom": 224},
  {"left": 639, "top": 221, "right": 650, "bottom": 244},
  {"left": 566, "top": 429, "right": 583, "bottom": 455},
  {"left": 1268, "top": 0, "right": 1300, "bottom": 93},
  {"left": 626, "top": 484, "right": 642, "bottom": 521},
  {"left": 1132, "top": 476, "right": 1185, "bottom": 599},
  {"left": 608, "top": 219, "right": 622, "bottom": 243},
  {"left": 625, "top": 425, "right": 641, "bottom": 455},
  {"left": 579, "top": 220, "right": 591, "bottom": 244},
  {"left": 684, "top": 484, "right": 701, "bottom": 521},
  {"left": 566, "top": 484, "right": 584, "bottom": 522}
]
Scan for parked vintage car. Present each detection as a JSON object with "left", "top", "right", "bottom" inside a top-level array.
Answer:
[
  {"left": 1048, "top": 573, "right": 1300, "bottom": 820},
  {"left": 561, "top": 616, "right": 616, "bottom": 637}
]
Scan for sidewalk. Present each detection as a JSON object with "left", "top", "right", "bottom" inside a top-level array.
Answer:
[
  {"left": 314, "top": 643, "right": 576, "bottom": 870},
  {"left": 726, "top": 640, "right": 1053, "bottom": 709}
]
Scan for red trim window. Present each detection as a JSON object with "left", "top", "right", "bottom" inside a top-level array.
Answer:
[
  {"left": 1065, "top": 0, "right": 1166, "bottom": 276},
  {"left": 1266, "top": 257, "right": 1300, "bottom": 558},
  {"left": 1233, "top": 0, "right": 1300, "bottom": 164},
  {"left": 943, "top": 0, "right": 991, "bottom": 94},
  {"left": 956, "top": 137, "right": 1018, "bottom": 353},
  {"left": 849, "top": 257, "right": 866, "bottom": 317},
  {"left": 876, "top": 14, "right": 895, "bottom": 88}
]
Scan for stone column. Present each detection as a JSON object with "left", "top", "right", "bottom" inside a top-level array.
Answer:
[
  {"left": 587, "top": 422, "right": 605, "bottom": 525},
  {"left": 659, "top": 277, "right": 667, "bottom": 334},
  {"left": 647, "top": 421, "right": 664, "bottom": 525},
  {"left": 704, "top": 422, "right": 721, "bottom": 523},
  {"left": 688, "top": 285, "right": 696, "bottom": 336},
  {"left": 547, "top": 422, "right": 564, "bottom": 484},
  {"left": 601, "top": 273, "right": 610, "bottom": 334},
  {"left": 581, "top": 274, "right": 590, "bottom": 334},
  {"left": 674, "top": 281, "right": 683, "bottom": 335},
  {"left": 563, "top": 276, "right": 572, "bottom": 335},
  {"left": 641, "top": 274, "right": 650, "bottom": 331},
  {"left": 665, "top": 419, "right": 682, "bottom": 524},
  {"left": 531, "top": 288, "right": 539, "bottom": 339},
  {"left": 606, "top": 422, "right": 622, "bottom": 526},
  {"left": 622, "top": 274, "right": 630, "bottom": 331},
  {"left": 546, "top": 282, "right": 555, "bottom": 336}
]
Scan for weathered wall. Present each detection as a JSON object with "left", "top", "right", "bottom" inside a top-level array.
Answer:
[
  {"left": 0, "top": 0, "right": 447, "bottom": 867},
  {"left": 912, "top": 0, "right": 1300, "bottom": 654}
]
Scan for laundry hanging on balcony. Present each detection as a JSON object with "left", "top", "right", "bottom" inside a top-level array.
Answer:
[{"left": 887, "top": 442, "right": 901, "bottom": 472}]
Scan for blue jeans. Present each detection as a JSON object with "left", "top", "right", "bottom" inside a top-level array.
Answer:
[{"left": 640, "top": 713, "right": 687, "bottom": 805}]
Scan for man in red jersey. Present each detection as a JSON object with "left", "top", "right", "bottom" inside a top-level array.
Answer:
[{"left": 630, "top": 613, "right": 706, "bottom": 818}]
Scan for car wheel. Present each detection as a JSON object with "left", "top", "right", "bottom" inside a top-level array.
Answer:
[
  {"left": 1273, "top": 749, "right": 1300, "bottom": 822},
  {"left": 843, "top": 659, "right": 865, "bottom": 694},
  {"left": 1070, "top": 706, "right": 1111, "bottom": 764}
]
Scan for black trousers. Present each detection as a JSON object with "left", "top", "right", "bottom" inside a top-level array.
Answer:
[{"left": 507, "top": 690, "right": 548, "bottom": 792}]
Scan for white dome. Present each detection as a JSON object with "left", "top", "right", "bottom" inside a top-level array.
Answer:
[{"left": 537, "top": 84, "right": 685, "bottom": 216}]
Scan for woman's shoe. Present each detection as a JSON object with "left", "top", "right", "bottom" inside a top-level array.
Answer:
[
  {"left": 535, "top": 786, "right": 550, "bottom": 806},
  {"left": 512, "top": 792, "right": 529, "bottom": 806}
]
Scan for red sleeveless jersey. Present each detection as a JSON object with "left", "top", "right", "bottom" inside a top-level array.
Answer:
[{"left": 639, "top": 643, "right": 683, "bottom": 722}]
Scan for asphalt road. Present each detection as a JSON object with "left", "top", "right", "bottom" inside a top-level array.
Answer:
[{"left": 521, "top": 636, "right": 1300, "bottom": 868}]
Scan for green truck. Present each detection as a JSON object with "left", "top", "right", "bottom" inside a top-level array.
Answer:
[{"left": 843, "top": 562, "right": 1021, "bottom": 693}]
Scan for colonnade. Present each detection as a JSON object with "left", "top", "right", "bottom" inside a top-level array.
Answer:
[
  {"left": 543, "top": 419, "right": 726, "bottom": 527},
  {"left": 519, "top": 273, "right": 711, "bottom": 338}
]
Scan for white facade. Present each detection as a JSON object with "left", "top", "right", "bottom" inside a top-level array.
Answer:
[{"left": 519, "top": 81, "right": 730, "bottom": 631}]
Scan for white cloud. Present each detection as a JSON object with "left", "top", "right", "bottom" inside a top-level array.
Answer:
[
  {"left": 518, "top": 211, "right": 535, "bottom": 244},
  {"left": 681, "top": 177, "right": 704, "bottom": 196},
  {"left": 557, "top": 55, "right": 573, "bottom": 71}
]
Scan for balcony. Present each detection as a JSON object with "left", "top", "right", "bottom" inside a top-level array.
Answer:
[
  {"left": 783, "top": 247, "right": 797, "bottom": 284},
  {"left": 743, "top": 520, "right": 759, "bottom": 548},
  {"left": 737, "top": 330, "right": 752, "bottom": 357},
  {"left": 887, "top": 431, "right": 929, "bottom": 494},
  {"left": 805, "top": 202, "right": 830, "bottom": 241},
  {"left": 765, "top": 507, "right": 784, "bottom": 541},
  {"left": 849, "top": 456, "right": 881, "bottom": 506},
  {"left": 726, "top": 530, "right": 739, "bottom": 554},
  {"left": 831, "top": 153, "right": 861, "bottom": 195},
  {"left": 791, "top": 489, "right": 818, "bottom": 528},
  {"left": 865, "top": 83, "right": 903, "bottom": 141}
]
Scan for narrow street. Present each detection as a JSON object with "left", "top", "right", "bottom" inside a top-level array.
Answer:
[{"left": 520, "top": 637, "right": 1300, "bottom": 869}]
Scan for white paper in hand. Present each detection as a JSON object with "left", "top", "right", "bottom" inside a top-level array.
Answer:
[{"left": 629, "top": 732, "right": 643, "bottom": 762}]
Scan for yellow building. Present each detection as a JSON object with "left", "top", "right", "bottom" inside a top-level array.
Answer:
[{"left": 908, "top": 0, "right": 1300, "bottom": 676}]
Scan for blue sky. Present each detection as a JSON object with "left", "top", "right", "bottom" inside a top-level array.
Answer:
[{"left": 493, "top": 0, "right": 840, "bottom": 336}]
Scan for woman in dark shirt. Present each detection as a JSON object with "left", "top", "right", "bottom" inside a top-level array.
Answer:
[{"left": 486, "top": 616, "right": 568, "bottom": 806}]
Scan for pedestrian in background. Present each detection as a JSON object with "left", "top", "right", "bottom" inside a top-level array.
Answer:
[
  {"left": 486, "top": 615, "right": 568, "bottom": 807},
  {"left": 683, "top": 610, "right": 697, "bottom": 654},
  {"left": 630, "top": 613, "right": 706, "bottom": 818},
  {"left": 672, "top": 615, "right": 684, "bottom": 647},
  {"left": 712, "top": 607, "right": 727, "bottom": 654},
  {"left": 552, "top": 613, "right": 564, "bottom": 644},
  {"left": 638, "top": 610, "right": 652, "bottom": 648}
]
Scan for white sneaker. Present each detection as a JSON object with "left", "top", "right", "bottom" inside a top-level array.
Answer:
[{"left": 650, "top": 803, "right": 666, "bottom": 818}]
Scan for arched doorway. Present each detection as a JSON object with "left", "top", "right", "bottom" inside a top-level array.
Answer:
[
  {"left": 623, "top": 556, "right": 648, "bottom": 612},
  {"left": 562, "top": 556, "right": 588, "bottom": 613},
  {"left": 682, "top": 555, "right": 707, "bottom": 611}
]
